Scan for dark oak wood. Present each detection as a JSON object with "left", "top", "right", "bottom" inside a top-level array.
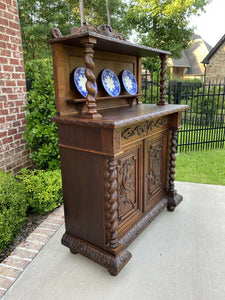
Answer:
[
  {"left": 158, "top": 54, "right": 168, "bottom": 105},
  {"left": 144, "top": 132, "right": 168, "bottom": 211},
  {"left": 49, "top": 29, "right": 171, "bottom": 58},
  {"left": 50, "top": 25, "right": 188, "bottom": 275},
  {"left": 81, "top": 37, "right": 101, "bottom": 118},
  {"left": 66, "top": 94, "right": 143, "bottom": 104},
  {"left": 51, "top": 43, "right": 140, "bottom": 115}
]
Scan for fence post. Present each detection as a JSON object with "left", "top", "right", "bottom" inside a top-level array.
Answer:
[
  {"left": 175, "top": 81, "right": 182, "bottom": 104},
  {"left": 26, "top": 78, "right": 31, "bottom": 92},
  {"left": 144, "top": 67, "right": 147, "bottom": 103}
]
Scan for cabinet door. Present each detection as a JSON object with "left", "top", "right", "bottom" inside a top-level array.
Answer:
[
  {"left": 144, "top": 132, "right": 167, "bottom": 210},
  {"left": 117, "top": 143, "right": 142, "bottom": 232}
]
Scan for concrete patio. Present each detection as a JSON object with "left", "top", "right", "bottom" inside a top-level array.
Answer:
[{"left": 2, "top": 182, "right": 225, "bottom": 300}]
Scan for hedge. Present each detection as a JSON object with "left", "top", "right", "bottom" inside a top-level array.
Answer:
[
  {"left": 24, "top": 58, "right": 60, "bottom": 170},
  {"left": 0, "top": 169, "right": 63, "bottom": 252},
  {"left": 0, "top": 171, "right": 27, "bottom": 252},
  {"left": 17, "top": 169, "right": 63, "bottom": 215}
]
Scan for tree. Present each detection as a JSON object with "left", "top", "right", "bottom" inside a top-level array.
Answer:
[
  {"left": 79, "top": 0, "right": 85, "bottom": 25},
  {"left": 18, "top": 0, "right": 128, "bottom": 61},
  {"left": 18, "top": 0, "right": 78, "bottom": 60},
  {"left": 124, "top": 0, "right": 211, "bottom": 61}
]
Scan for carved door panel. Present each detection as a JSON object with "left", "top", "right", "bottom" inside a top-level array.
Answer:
[
  {"left": 144, "top": 132, "right": 167, "bottom": 209},
  {"left": 117, "top": 143, "right": 142, "bottom": 229}
]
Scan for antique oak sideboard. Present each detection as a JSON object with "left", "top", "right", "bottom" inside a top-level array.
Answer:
[{"left": 50, "top": 24, "right": 188, "bottom": 276}]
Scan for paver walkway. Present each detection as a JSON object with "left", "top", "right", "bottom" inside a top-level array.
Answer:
[
  {"left": 1, "top": 182, "right": 225, "bottom": 300},
  {"left": 0, "top": 206, "right": 64, "bottom": 297}
]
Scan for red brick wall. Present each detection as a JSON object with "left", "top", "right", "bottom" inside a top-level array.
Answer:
[{"left": 0, "top": 0, "right": 31, "bottom": 173}]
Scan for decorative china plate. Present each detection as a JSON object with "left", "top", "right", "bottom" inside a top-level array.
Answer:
[
  {"left": 121, "top": 70, "right": 138, "bottom": 95},
  {"left": 73, "top": 67, "right": 97, "bottom": 97},
  {"left": 101, "top": 69, "right": 121, "bottom": 97}
]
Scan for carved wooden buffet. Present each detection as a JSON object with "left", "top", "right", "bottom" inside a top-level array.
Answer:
[{"left": 50, "top": 24, "right": 188, "bottom": 276}]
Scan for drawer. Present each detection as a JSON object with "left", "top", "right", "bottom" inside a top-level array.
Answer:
[
  {"left": 147, "top": 116, "right": 168, "bottom": 134},
  {"left": 118, "top": 116, "right": 168, "bottom": 149},
  {"left": 120, "top": 121, "right": 147, "bottom": 146}
]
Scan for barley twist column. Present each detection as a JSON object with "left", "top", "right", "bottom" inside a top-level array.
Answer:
[
  {"left": 106, "top": 158, "right": 119, "bottom": 249},
  {"left": 167, "top": 128, "right": 182, "bottom": 211},
  {"left": 157, "top": 53, "right": 168, "bottom": 105},
  {"left": 81, "top": 38, "right": 102, "bottom": 118},
  {"left": 168, "top": 129, "right": 177, "bottom": 193}
]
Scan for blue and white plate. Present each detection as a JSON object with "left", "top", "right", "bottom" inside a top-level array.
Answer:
[
  {"left": 73, "top": 67, "right": 97, "bottom": 98},
  {"left": 121, "top": 70, "right": 138, "bottom": 95},
  {"left": 101, "top": 69, "right": 121, "bottom": 97}
]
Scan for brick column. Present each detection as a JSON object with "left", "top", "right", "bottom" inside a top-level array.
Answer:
[{"left": 0, "top": 0, "right": 31, "bottom": 173}]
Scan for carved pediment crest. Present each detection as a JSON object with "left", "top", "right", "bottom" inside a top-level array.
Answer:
[
  {"left": 69, "top": 23, "right": 100, "bottom": 35},
  {"left": 50, "top": 27, "right": 62, "bottom": 38},
  {"left": 50, "top": 23, "right": 126, "bottom": 41},
  {"left": 98, "top": 25, "right": 126, "bottom": 41}
]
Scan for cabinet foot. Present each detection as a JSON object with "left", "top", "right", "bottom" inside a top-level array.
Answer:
[
  {"left": 167, "top": 205, "right": 175, "bottom": 212},
  {"left": 108, "top": 269, "right": 119, "bottom": 276},
  {"left": 167, "top": 190, "right": 183, "bottom": 211},
  {"left": 62, "top": 232, "right": 132, "bottom": 275},
  {"left": 70, "top": 248, "right": 78, "bottom": 254}
]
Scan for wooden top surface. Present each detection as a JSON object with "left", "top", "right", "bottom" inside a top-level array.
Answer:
[
  {"left": 49, "top": 32, "right": 171, "bottom": 57},
  {"left": 52, "top": 104, "right": 188, "bottom": 128}
]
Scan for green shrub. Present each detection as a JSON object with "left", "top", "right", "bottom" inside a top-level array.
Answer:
[
  {"left": 17, "top": 169, "right": 63, "bottom": 215},
  {"left": 0, "top": 171, "right": 27, "bottom": 252},
  {"left": 24, "top": 58, "right": 60, "bottom": 170}
]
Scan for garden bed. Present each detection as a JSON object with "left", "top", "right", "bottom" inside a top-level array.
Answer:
[{"left": 0, "top": 211, "right": 50, "bottom": 263}]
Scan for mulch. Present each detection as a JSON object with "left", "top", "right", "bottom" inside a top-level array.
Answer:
[{"left": 0, "top": 212, "right": 51, "bottom": 263}]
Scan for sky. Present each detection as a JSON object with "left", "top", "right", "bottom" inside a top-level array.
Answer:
[{"left": 189, "top": 0, "right": 225, "bottom": 47}]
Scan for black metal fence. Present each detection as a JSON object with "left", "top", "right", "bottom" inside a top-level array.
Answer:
[{"left": 142, "top": 69, "right": 225, "bottom": 152}]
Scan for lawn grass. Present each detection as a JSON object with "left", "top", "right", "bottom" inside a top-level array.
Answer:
[{"left": 175, "top": 148, "right": 225, "bottom": 185}]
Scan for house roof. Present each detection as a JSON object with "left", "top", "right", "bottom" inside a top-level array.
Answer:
[
  {"left": 202, "top": 34, "right": 225, "bottom": 64},
  {"left": 171, "top": 50, "right": 190, "bottom": 68},
  {"left": 170, "top": 34, "right": 212, "bottom": 75}
]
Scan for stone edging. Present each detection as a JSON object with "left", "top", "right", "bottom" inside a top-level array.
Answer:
[{"left": 0, "top": 205, "right": 64, "bottom": 298}]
